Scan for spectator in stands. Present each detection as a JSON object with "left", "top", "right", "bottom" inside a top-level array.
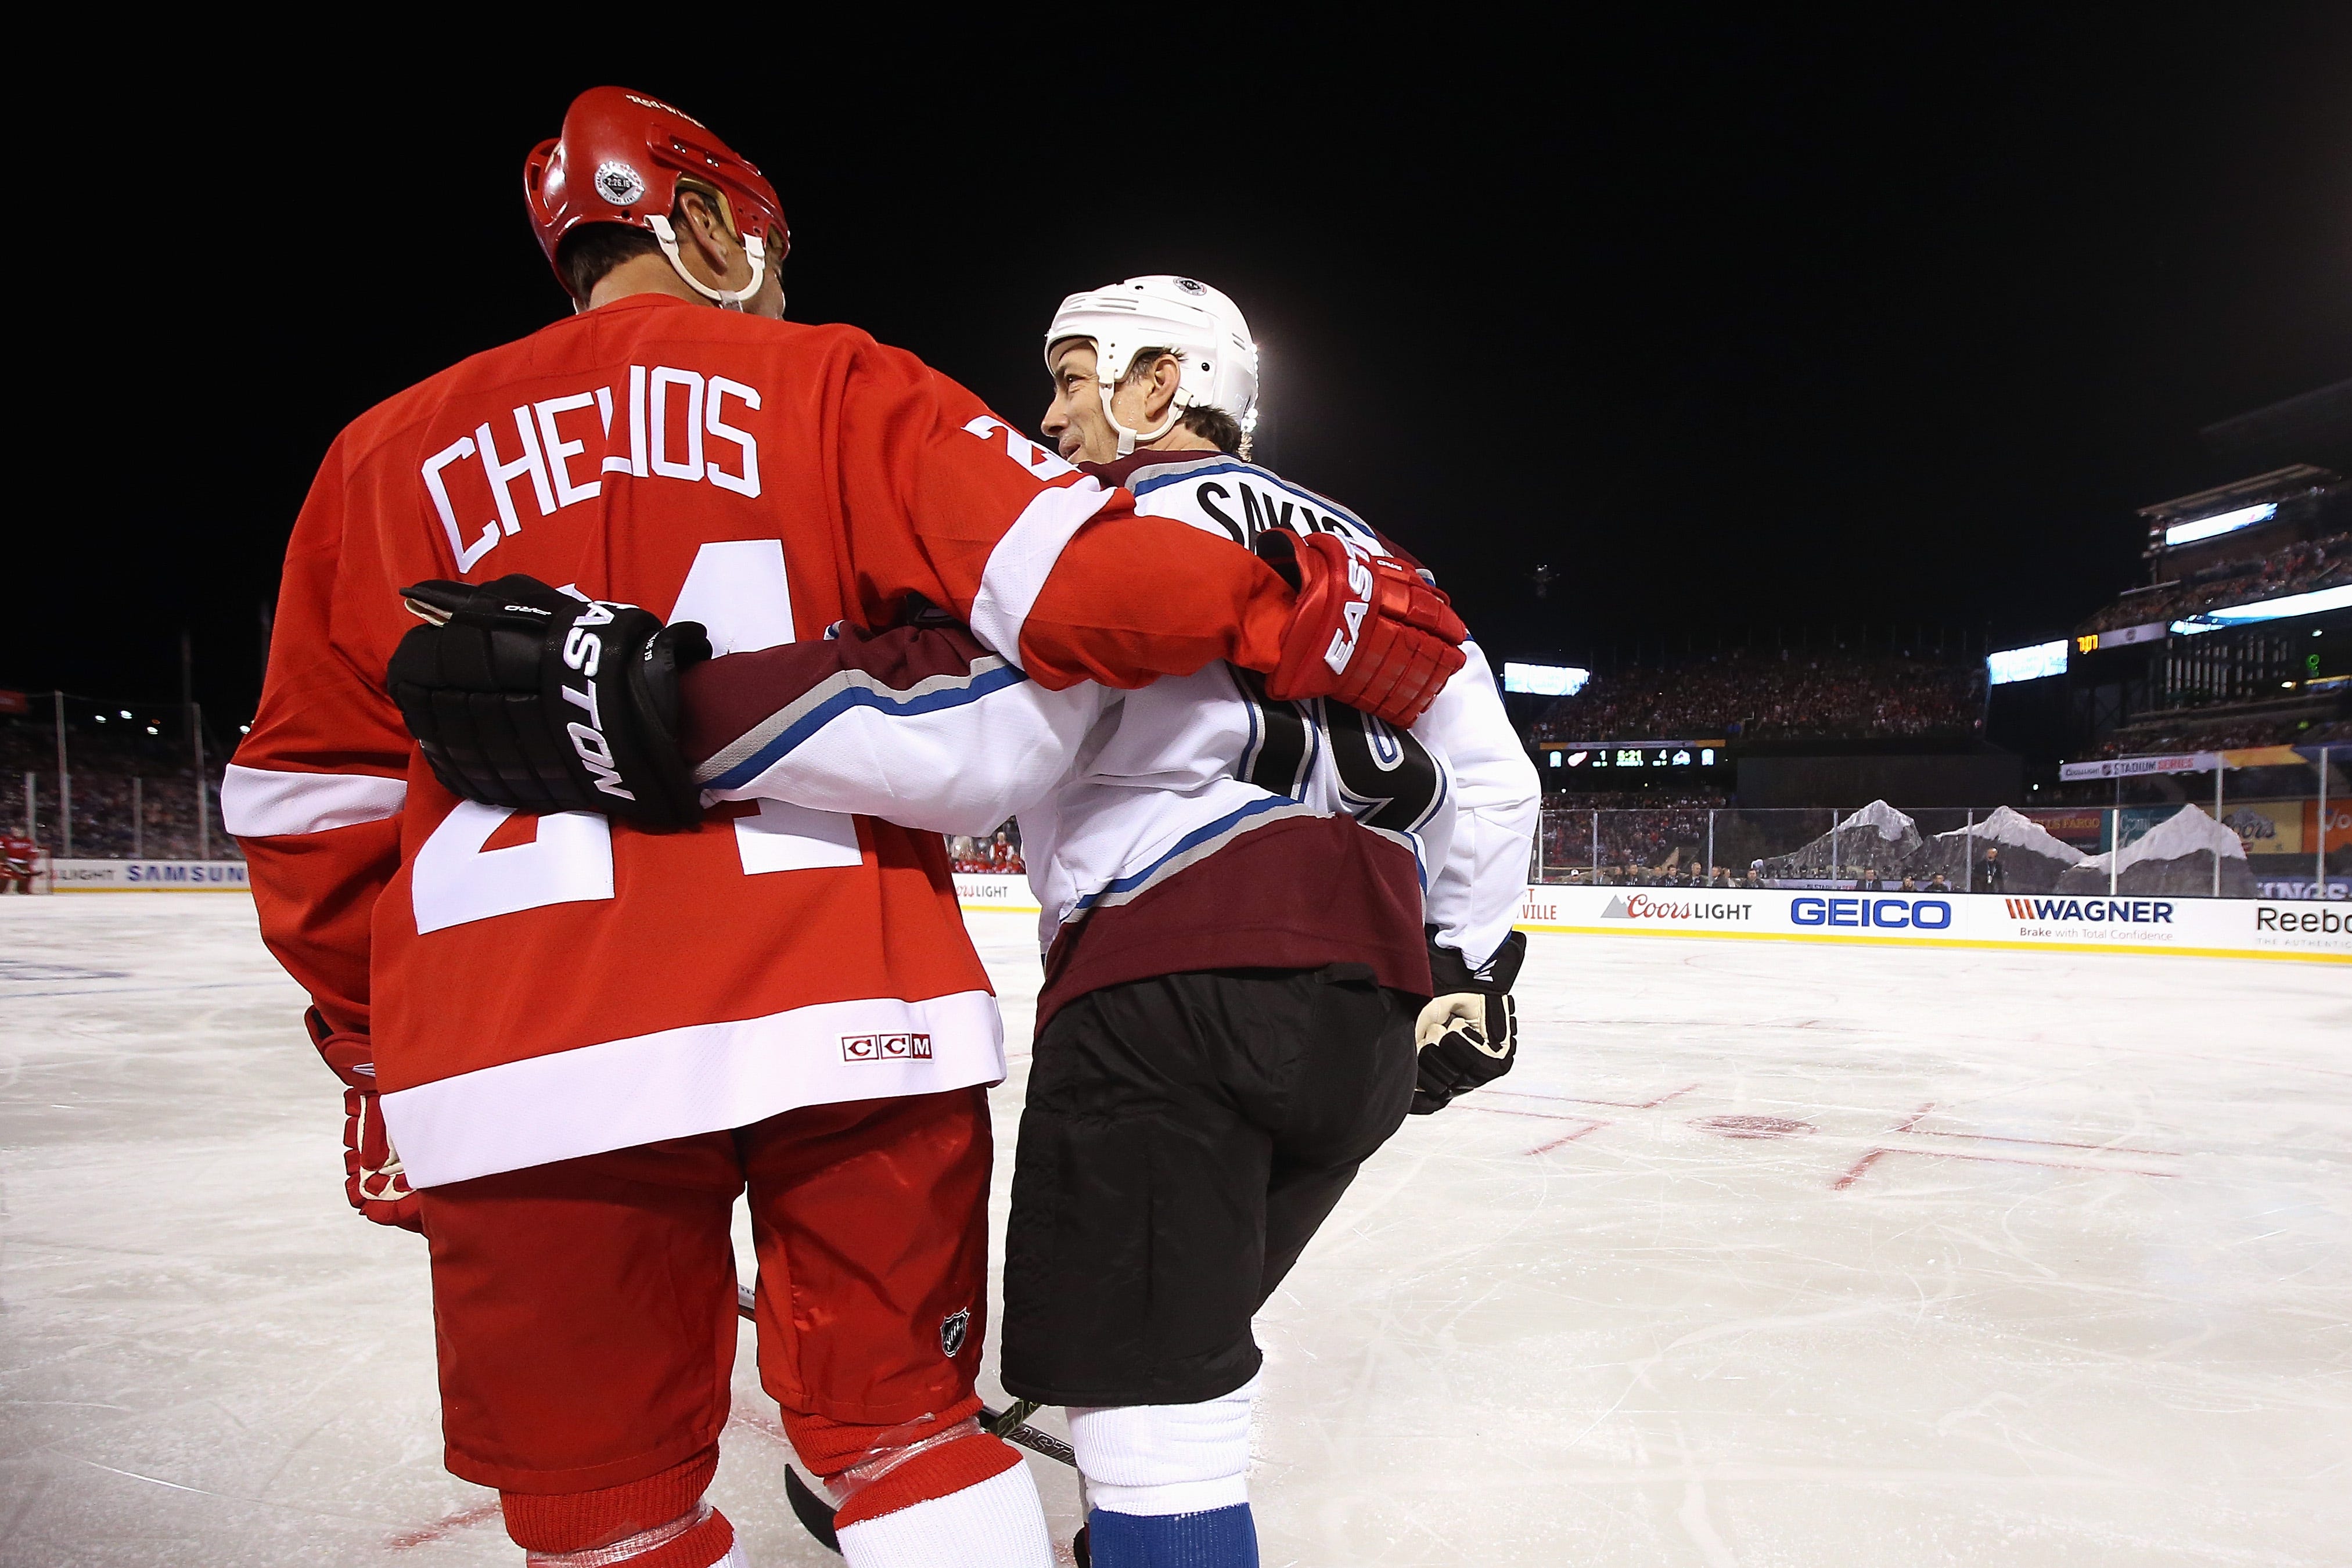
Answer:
[
  {"left": 2079, "top": 531, "right": 2348, "bottom": 635},
  {"left": 1532, "top": 647, "right": 1984, "bottom": 747},
  {"left": 1926, "top": 871, "right": 1952, "bottom": 893}
]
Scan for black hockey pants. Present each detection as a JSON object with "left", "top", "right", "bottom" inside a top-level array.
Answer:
[{"left": 1000, "top": 963, "right": 1417, "bottom": 1407}]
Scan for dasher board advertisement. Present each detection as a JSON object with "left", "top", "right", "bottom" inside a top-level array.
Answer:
[
  {"left": 50, "top": 860, "right": 252, "bottom": 891},
  {"left": 1514, "top": 884, "right": 2348, "bottom": 962},
  {"left": 951, "top": 873, "right": 1041, "bottom": 912}
]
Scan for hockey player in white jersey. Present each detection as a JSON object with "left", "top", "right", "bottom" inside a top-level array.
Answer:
[{"left": 390, "top": 278, "right": 1537, "bottom": 1566}]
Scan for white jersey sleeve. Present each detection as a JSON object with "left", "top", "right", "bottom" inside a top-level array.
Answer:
[
  {"left": 1411, "top": 639, "right": 1541, "bottom": 973},
  {"left": 685, "top": 621, "right": 1102, "bottom": 838}
]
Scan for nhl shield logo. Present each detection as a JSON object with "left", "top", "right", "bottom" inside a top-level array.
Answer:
[
  {"left": 940, "top": 1308, "right": 970, "bottom": 1358},
  {"left": 594, "top": 160, "right": 647, "bottom": 207}
]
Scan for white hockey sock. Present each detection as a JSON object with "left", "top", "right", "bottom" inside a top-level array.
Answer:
[
  {"left": 833, "top": 1462, "right": 1053, "bottom": 1568},
  {"left": 1068, "top": 1374, "right": 1258, "bottom": 1516}
]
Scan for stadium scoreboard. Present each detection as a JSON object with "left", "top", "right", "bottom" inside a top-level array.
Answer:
[{"left": 1538, "top": 740, "right": 1728, "bottom": 772}]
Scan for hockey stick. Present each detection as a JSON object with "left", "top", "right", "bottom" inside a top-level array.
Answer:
[{"left": 735, "top": 1283, "right": 1077, "bottom": 1558}]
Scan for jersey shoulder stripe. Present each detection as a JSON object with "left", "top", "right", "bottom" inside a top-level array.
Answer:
[
  {"left": 1071, "top": 796, "right": 1321, "bottom": 914},
  {"left": 699, "top": 656, "right": 1027, "bottom": 792}
]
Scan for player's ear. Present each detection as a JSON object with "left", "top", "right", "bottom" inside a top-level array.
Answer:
[
  {"left": 675, "top": 189, "right": 739, "bottom": 271},
  {"left": 1146, "top": 354, "right": 1184, "bottom": 419}
]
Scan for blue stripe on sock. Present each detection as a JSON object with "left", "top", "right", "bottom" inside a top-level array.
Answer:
[{"left": 1086, "top": 1505, "right": 1258, "bottom": 1568}]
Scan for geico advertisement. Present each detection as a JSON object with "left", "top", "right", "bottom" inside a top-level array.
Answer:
[{"left": 1515, "top": 885, "right": 2347, "bottom": 961}]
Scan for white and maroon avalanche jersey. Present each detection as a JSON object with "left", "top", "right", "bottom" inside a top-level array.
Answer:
[
  {"left": 684, "top": 448, "right": 1541, "bottom": 1026},
  {"left": 223, "top": 295, "right": 1296, "bottom": 1188}
]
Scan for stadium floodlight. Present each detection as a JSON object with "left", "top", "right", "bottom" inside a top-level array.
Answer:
[
  {"left": 2170, "top": 583, "right": 2352, "bottom": 636},
  {"left": 2162, "top": 502, "right": 2275, "bottom": 547},
  {"left": 1986, "top": 639, "right": 2069, "bottom": 685},
  {"left": 1502, "top": 662, "right": 1591, "bottom": 696}
]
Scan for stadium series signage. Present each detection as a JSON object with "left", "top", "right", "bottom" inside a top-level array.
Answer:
[{"left": 2059, "top": 753, "right": 2218, "bottom": 782}]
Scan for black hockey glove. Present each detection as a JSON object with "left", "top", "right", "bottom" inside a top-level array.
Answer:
[
  {"left": 387, "top": 575, "right": 711, "bottom": 830},
  {"left": 1410, "top": 930, "right": 1527, "bottom": 1115}
]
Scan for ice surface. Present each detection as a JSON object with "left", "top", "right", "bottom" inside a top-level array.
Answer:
[{"left": 3, "top": 897, "right": 2349, "bottom": 1566}]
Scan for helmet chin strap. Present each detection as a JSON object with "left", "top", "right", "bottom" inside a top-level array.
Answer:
[
  {"left": 644, "top": 215, "right": 768, "bottom": 311},
  {"left": 1096, "top": 348, "right": 1186, "bottom": 456}
]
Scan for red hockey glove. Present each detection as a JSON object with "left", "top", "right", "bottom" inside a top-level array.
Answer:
[
  {"left": 1256, "top": 531, "right": 1467, "bottom": 728},
  {"left": 304, "top": 1008, "right": 423, "bottom": 1233}
]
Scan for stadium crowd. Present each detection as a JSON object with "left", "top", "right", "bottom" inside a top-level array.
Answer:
[
  {"left": 947, "top": 825, "right": 1025, "bottom": 875},
  {"left": 1, "top": 720, "right": 233, "bottom": 861},
  {"left": 1531, "top": 648, "right": 1983, "bottom": 745},
  {"left": 2090, "top": 714, "right": 2351, "bottom": 759},
  {"left": 2077, "top": 531, "right": 2349, "bottom": 634}
]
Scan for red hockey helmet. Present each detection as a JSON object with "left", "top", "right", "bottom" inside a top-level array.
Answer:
[{"left": 523, "top": 86, "right": 789, "bottom": 307}]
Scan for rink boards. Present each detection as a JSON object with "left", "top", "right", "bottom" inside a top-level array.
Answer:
[
  {"left": 45, "top": 858, "right": 252, "bottom": 891},
  {"left": 44, "top": 866, "right": 2348, "bottom": 963},
  {"left": 950, "top": 875, "right": 2347, "bottom": 963},
  {"left": 1515, "top": 883, "right": 2350, "bottom": 963}
]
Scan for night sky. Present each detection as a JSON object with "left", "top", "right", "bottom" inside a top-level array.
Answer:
[{"left": 18, "top": 15, "right": 2350, "bottom": 724}]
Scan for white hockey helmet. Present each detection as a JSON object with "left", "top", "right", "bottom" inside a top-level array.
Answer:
[{"left": 1045, "top": 275, "right": 1260, "bottom": 456}]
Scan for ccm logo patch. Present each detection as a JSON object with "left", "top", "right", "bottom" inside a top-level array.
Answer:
[{"left": 841, "top": 1033, "right": 934, "bottom": 1063}]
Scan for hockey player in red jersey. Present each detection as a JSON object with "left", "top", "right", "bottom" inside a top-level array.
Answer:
[
  {"left": 389, "top": 275, "right": 1535, "bottom": 1567},
  {"left": 226, "top": 89, "right": 1468, "bottom": 1568},
  {"left": 0, "top": 832, "right": 37, "bottom": 893}
]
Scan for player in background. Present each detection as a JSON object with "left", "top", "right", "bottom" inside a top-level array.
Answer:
[
  {"left": 395, "top": 277, "right": 1538, "bottom": 1567},
  {"left": 0, "top": 830, "right": 37, "bottom": 893},
  {"left": 224, "top": 88, "right": 1465, "bottom": 1568}
]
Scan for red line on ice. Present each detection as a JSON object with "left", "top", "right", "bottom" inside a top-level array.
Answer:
[
  {"left": 387, "top": 1502, "right": 503, "bottom": 1549},
  {"left": 1526, "top": 1122, "right": 1609, "bottom": 1155},
  {"left": 1833, "top": 1149, "right": 1891, "bottom": 1191}
]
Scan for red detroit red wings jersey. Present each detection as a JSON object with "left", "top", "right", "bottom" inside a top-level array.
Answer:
[{"left": 227, "top": 293, "right": 1293, "bottom": 1188}]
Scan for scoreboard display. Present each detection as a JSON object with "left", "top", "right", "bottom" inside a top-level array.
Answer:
[{"left": 1539, "top": 741, "right": 1727, "bottom": 772}]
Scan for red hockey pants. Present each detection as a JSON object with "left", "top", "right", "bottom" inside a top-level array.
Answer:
[{"left": 416, "top": 1087, "right": 993, "bottom": 1494}]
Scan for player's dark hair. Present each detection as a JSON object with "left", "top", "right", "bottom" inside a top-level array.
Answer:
[
  {"left": 556, "top": 224, "right": 663, "bottom": 303},
  {"left": 553, "top": 179, "right": 732, "bottom": 304},
  {"left": 1179, "top": 405, "right": 1243, "bottom": 454},
  {"left": 1115, "top": 348, "right": 1243, "bottom": 454}
]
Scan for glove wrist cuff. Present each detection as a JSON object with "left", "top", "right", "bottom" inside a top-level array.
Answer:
[
  {"left": 1426, "top": 929, "right": 1527, "bottom": 997},
  {"left": 305, "top": 1006, "right": 377, "bottom": 1091}
]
